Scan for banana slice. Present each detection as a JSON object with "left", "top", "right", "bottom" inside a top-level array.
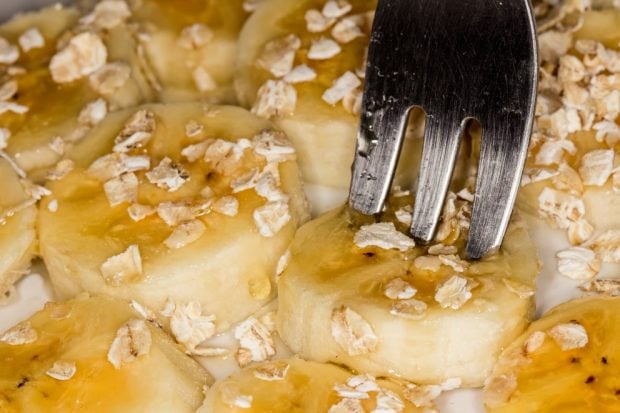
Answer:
[
  {"left": 517, "top": 9, "right": 620, "bottom": 243},
  {"left": 38, "top": 103, "right": 309, "bottom": 353},
  {"left": 0, "top": 156, "right": 37, "bottom": 297},
  {"left": 200, "top": 357, "right": 442, "bottom": 412},
  {"left": 121, "top": 0, "right": 247, "bottom": 103},
  {"left": 277, "top": 195, "right": 540, "bottom": 387},
  {"left": 0, "top": 294, "right": 210, "bottom": 412},
  {"left": 0, "top": 4, "right": 154, "bottom": 176},
  {"left": 236, "top": 0, "right": 425, "bottom": 188},
  {"left": 484, "top": 295, "right": 620, "bottom": 412}
]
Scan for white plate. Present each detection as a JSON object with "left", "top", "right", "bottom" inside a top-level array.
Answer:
[{"left": 1, "top": 2, "right": 618, "bottom": 412}]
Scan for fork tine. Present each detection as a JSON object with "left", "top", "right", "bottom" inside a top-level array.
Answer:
[
  {"left": 411, "top": 113, "right": 465, "bottom": 244},
  {"left": 349, "top": 105, "right": 410, "bottom": 215},
  {"left": 466, "top": 114, "right": 531, "bottom": 259}
]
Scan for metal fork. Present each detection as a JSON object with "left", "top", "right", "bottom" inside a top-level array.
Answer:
[{"left": 349, "top": 0, "right": 538, "bottom": 259}]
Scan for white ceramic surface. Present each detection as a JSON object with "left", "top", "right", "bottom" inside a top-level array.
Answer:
[{"left": 1, "top": 2, "right": 618, "bottom": 412}]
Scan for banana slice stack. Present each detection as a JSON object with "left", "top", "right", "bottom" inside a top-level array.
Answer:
[
  {"left": 38, "top": 103, "right": 309, "bottom": 348},
  {"left": 0, "top": 3, "right": 154, "bottom": 177},
  {"left": 278, "top": 195, "right": 541, "bottom": 387},
  {"left": 200, "top": 357, "right": 442, "bottom": 412},
  {"left": 0, "top": 295, "right": 210, "bottom": 412},
  {"left": 484, "top": 295, "right": 620, "bottom": 412}
]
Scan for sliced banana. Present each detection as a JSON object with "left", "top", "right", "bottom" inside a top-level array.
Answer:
[
  {"left": 517, "top": 9, "right": 620, "bottom": 241},
  {"left": 0, "top": 156, "right": 37, "bottom": 297},
  {"left": 236, "top": 0, "right": 426, "bottom": 188},
  {"left": 38, "top": 103, "right": 309, "bottom": 352},
  {"left": 277, "top": 195, "right": 540, "bottom": 387},
  {"left": 484, "top": 295, "right": 620, "bottom": 412},
  {"left": 0, "top": 4, "right": 154, "bottom": 176},
  {"left": 122, "top": 0, "right": 247, "bottom": 103},
  {"left": 200, "top": 357, "right": 439, "bottom": 412},
  {"left": 0, "top": 294, "right": 210, "bottom": 412}
]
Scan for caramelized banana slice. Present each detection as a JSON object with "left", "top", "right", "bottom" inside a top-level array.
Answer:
[
  {"left": 0, "top": 156, "right": 37, "bottom": 297},
  {"left": 38, "top": 103, "right": 309, "bottom": 353},
  {"left": 119, "top": 0, "right": 247, "bottom": 103},
  {"left": 0, "top": 295, "right": 210, "bottom": 412},
  {"left": 484, "top": 296, "right": 620, "bottom": 412},
  {"left": 200, "top": 357, "right": 436, "bottom": 412},
  {"left": 277, "top": 195, "right": 540, "bottom": 387},
  {"left": 0, "top": 4, "right": 154, "bottom": 176}
]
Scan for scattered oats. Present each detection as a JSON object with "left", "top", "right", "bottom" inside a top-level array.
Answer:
[
  {"left": 46, "top": 361, "right": 76, "bottom": 381},
  {"left": 414, "top": 255, "right": 442, "bottom": 272},
  {"left": 107, "top": 319, "right": 151, "bottom": 369},
  {"left": 78, "top": 98, "right": 107, "bottom": 126},
  {"left": 0, "top": 37, "right": 19, "bottom": 65},
  {"left": 157, "top": 201, "right": 205, "bottom": 226},
  {"left": 178, "top": 24, "right": 213, "bottom": 50},
  {"left": 185, "top": 120, "right": 204, "bottom": 138},
  {"left": 50, "top": 32, "right": 107, "bottom": 83},
  {"left": 568, "top": 218, "right": 594, "bottom": 245},
  {"left": 333, "top": 384, "right": 370, "bottom": 400},
  {"left": 438, "top": 254, "right": 469, "bottom": 273},
  {"left": 146, "top": 157, "right": 190, "bottom": 192},
  {"left": 0, "top": 101, "right": 29, "bottom": 115},
  {"left": 537, "top": 187, "right": 585, "bottom": 229},
  {"left": 89, "top": 62, "right": 131, "bottom": 95},
  {"left": 100, "top": 244, "right": 143, "bottom": 286},
  {"left": 192, "top": 346, "right": 229, "bottom": 357},
  {"left": 21, "top": 180, "right": 51, "bottom": 199},
  {"left": 331, "top": 306, "right": 378, "bottom": 356},
  {"left": 252, "top": 129, "right": 296, "bottom": 163},
  {"left": 275, "top": 249, "right": 291, "bottom": 279},
  {"left": 524, "top": 331, "right": 546, "bottom": 354},
  {"left": 322, "top": 0, "right": 353, "bottom": 18},
  {"left": 0, "top": 80, "right": 16, "bottom": 101},
  {"left": 283, "top": 64, "right": 317, "bottom": 83},
  {"left": 390, "top": 299, "right": 427, "bottom": 320},
  {"left": 593, "top": 120, "right": 620, "bottom": 147},
  {"left": 552, "top": 163, "right": 583, "bottom": 194},
  {"left": 322, "top": 71, "right": 361, "bottom": 105},
  {"left": 347, "top": 374, "right": 380, "bottom": 393},
  {"left": 456, "top": 187, "right": 475, "bottom": 202},
  {"left": 47, "top": 199, "right": 58, "bottom": 213},
  {"left": 46, "top": 159, "right": 75, "bottom": 181},
  {"left": 535, "top": 140, "right": 569, "bottom": 165},
  {"left": 558, "top": 55, "right": 586, "bottom": 83},
  {"left": 0, "top": 128, "right": 9, "bottom": 149},
  {"left": 373, "top": 389, "right": 405, "bottom": 413},
  {"left": 193, "top": 66, "right": 217, "bottom": 93},
  {"left": 579, "top": 279, "right": 620, "bottom": 297},
  {"left": 441, "top": 377, "right": 462, "bottom": 391},
  {"left": 257, "top": 34, "right": 301, "bottom": 78},
  {"left": 403, "top": 384, "right": 442, "bottom": 408},
  {"left": 502, "top": 278, "right": 535, "bottom": 298},
  {"left": 307, "top": 37, "right": 342, "bottom": 60},
  {"left": 234, "top": 316, "right": 276, "bottom": 367},
  {"left": 113, "top": 109, "right": 156, "bottom": 153},
  {"left": 548, "top": 322, "right": 588, "bottom": 351},
  {"left": 394, "top": 205, "right": 412, "bottom": 226},
  {"left": 434, "top": 275, "right": 472, "bottom": 310},
  {"left": 556, "top": 247, "right": 600, "bottom": 280},
  {"left": 332, "top": 15, "right": 365, "bottom": 44},
  {"left": 328, "top": 398, "right": 363, "bottom": 413},
  {"left": 202, "top": 139, "right": 234, "bottom": 167},
  {"left": 537, "top": 30, "right": 572, "bottom": 63},
  {"left": 169, "top": 301, "right": 216, "bottom": 354},
  {"left": 88, "top": 153, "right": 150, "bottom": 181},
  {"left": 103, "top": 172, "right": 138, "bottom": 206},
  {"left": 354, "top": 222, "right": 415, "bottom": 251},
  {"left": 0, "top": 322, "right": 37, "bottom": 345},
  {"left": 384, "top": 278, "right": 416, "bottom": 300},
  {"left": 130, "top": 300, "right": 158, "bottom": 323},
  {"left": 342, "top": 87, "right": 362, "bottom": 115},
  {"left": 253, "top": 200, "right": 291, "bottom": 237},
  {"left": 231, "top": 168, "right": 260, "bottom": 193},
  {"left": 578, "top": 149, "right": 614, "bottom": 186},
  {"left": 81, "top": 0, "right": 131, "bottom": 29},
  {"left": 252, "top": 80, "right": 297, "bottom": 119},
  {"left": 48, "top": 136, "right": 65, "bottom": 155},
  {"left": 591, "top": 230, "right": 620, "bottom": 263},
  {"left": 253, "top": 361, "right": 290, "bottom": 381},
  {"left": 255, "top": 170, "right": 287, "bottom": 202},
  {"left": 212, "top": 196, "right": 239, "bottom": 217},
  {"left": 18, "top": 27, "right": 45, "bottom": 52},
  {"left": 305, "top": 9, "right": 336, "bottom": 32},
  {"left": 164, "top": 219, "right": 206, "bottom": 249},
  {"left": 428, "top": 244, "right": 458, "bottom": 255},
  {"left": 484, "top": 374, "right": 517, "bottom": 409},
  {"left": 200, "top": 185, "right": 215, "bottom": 199}
]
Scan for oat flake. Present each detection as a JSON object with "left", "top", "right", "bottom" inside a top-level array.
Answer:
[
  {"left": 46, "top": 361, "right": 77, "bottom": 381},
  {"left": 107, "top": 319, "right": 152, "bottom": 369},
  {"left": 354, "top": 222, "right": 415, "bottom": 251},
  {"left": 0, "top": 321, "right": 37, "bottom": 345},
  {"left": 548, "top": 322, "right": 588, "bottom": 351},
  {"left": 331, "top": 306, "right": 378, "bottom": 356}
]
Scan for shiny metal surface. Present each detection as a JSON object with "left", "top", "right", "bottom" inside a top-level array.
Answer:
[{"left": 349, "top": 0, "right": 538, "bottom": 259}]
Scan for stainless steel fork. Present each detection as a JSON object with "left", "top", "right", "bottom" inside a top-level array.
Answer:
[{"left": 349, "top": 0, "right": 538, "bottom": 259}]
